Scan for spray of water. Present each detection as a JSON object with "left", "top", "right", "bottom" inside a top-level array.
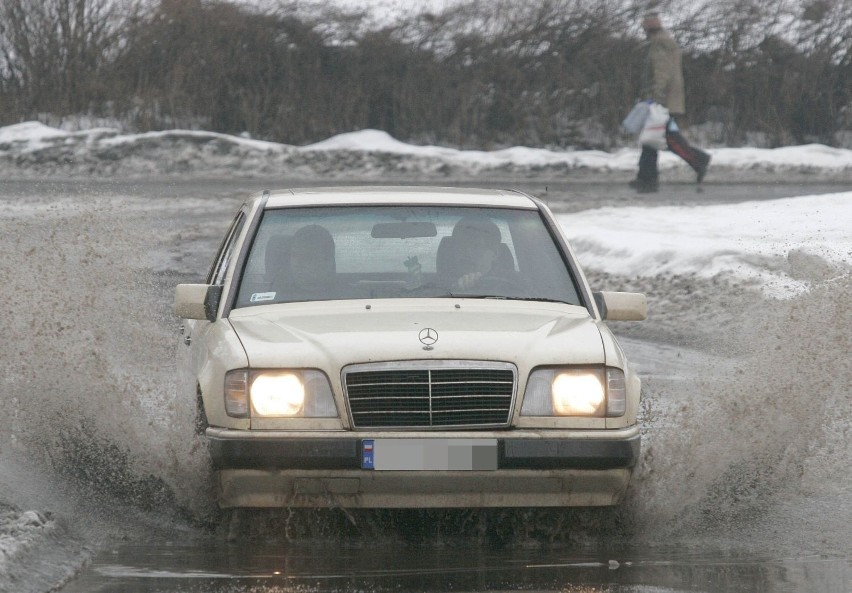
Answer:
[
  {"left": 625, "top": 266, "right": 851, "bottom": 553},
  {"left": 1, "top": 195, "right": 216, "bottom": 524}
]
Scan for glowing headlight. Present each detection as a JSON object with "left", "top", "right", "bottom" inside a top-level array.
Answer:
[
  {"left": 521, "top": 367, "right": 626, "bottom": 417},
  {"left": 552, "top": 370, "right": 605, "bottom": 415},
  {"left": 223, "top": 369, "right": 338, "bottom": 418},
  {"left": 251, "top": 372, "right": 305, "bottom": 417}
]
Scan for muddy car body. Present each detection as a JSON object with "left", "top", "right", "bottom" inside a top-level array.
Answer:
[{"left": 175, "top": 187, "right": 646, "bottom": 508}]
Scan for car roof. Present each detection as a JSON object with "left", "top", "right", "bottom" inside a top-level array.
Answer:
[{"left": 261, "top": 186, "right": 540, "bottom": 209}]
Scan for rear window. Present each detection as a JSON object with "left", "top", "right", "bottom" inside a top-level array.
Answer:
[{"left": 234, "top": 205, "right": 581, "bottom": 308}]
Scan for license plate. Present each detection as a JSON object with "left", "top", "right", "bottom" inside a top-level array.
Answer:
[{"left": 361, "top": 439, "right": 497, "bottom": 471}]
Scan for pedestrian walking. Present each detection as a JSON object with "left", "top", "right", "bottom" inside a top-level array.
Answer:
[{"left": 631, "top": 11, "right": 711, "bottom": 193}]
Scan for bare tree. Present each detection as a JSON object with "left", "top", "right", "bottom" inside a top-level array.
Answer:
[
  {"left": 1, "top": 0, "right": 850, "bottom": 147},
  {"left": 0, "top": 0, "right": 138, "bottom": 119}
]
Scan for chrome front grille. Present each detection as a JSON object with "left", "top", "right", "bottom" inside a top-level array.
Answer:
[{"left": 343, "top": 361, "right": 516, "bottom": 429}]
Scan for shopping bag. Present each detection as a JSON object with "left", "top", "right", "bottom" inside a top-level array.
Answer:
[
  {"left": 638, "top": 102, "right": 669, "bottom": 150},
  {"left": 621, "top": 101, "right": 650, "bottom": 135}
]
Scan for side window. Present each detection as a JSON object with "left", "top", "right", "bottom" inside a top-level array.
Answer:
[{"left": 207, "top": 210, "right": 247, "bottom": 285}]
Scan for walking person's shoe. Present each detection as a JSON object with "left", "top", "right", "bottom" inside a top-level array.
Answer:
[
  {"left": 695, "top": 151, "right": 711, "bottom": 183},
  {"left": 629, "top": 178, "right": 659, "bottom": 193}
]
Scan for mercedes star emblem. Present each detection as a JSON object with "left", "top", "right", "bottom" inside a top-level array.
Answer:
[{"left": 418, "top": 327, "right": 438, "bottom": 349}]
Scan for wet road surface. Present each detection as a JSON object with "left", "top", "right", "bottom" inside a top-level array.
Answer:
[{"left": 59, "top": 537, "right": 850, "bottom": 593}]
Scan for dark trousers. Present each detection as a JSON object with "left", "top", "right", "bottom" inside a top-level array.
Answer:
[
  {"left": 637, "top": 145, "right": 659, "bottom": 184},
  {"left": 637, "top": 118, "right": 708, "bottom": 183}
]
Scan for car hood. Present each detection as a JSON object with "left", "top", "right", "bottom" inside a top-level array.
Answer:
[{"left": 228, "top": 299, "right": 604, "bottom": 371}]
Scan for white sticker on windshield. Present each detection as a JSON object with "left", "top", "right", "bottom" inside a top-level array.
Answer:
[{"left": 250, "top": 292, "right": 276, "bottom": 303}]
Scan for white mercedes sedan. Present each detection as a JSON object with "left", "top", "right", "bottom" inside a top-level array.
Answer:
[{"left": 175, "top": 186, "right": 647, "bottom": 509}]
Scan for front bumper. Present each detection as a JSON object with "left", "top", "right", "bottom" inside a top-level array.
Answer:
[{"left": 206, "top": 427, "right": 640, "bottom": 508}]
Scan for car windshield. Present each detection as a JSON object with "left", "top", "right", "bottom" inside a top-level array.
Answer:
[{"left": 234, "top": 205, "right": 581, "bottom": 307}]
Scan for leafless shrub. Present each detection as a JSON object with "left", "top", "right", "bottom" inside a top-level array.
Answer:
[
  {"left": 1, "top": 0, "right": 850, "bottom": 148},
  {"left": 0, "top": 0, "right": 139, "bottom": 121}
]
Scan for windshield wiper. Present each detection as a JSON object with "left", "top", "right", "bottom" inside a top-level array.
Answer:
[
  {"left": 436, "top": 293, "right": 575, "bottom": 305},
  {"left": 483, "top": 296, "right": 575, "bottom": 305}
]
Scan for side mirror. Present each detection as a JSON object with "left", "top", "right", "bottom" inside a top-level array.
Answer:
[
  {"left": 593, "top": 291, "right": 647, "bottom": 321},
  {"left": 175, "top": 284, "right": 223, "bottom": 321}
]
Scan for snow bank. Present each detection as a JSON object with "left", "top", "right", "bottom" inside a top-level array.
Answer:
[
  {"left": 0, "top": 493, "right": 81, "bottom": 593},
  {"left": 0, "top": 121, "right": 67, "bottom": 145},
  {"left": 2, "top": 122, "right": 851, "bottom": 180},
  {"left": 0, "top": 507, "right": 53, "bottom": 570},
  {"left": 559, "top": 192, "right": 852, "bottom": 297}
]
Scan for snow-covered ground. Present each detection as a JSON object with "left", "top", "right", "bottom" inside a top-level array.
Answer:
[
  {"left": 560, "top": 192, "right": 851, "bottom": 298},
  {"left": 1, "top": 121, "right": 850, "bottom": 592}
]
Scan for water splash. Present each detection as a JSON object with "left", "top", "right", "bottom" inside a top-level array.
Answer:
[{"left": 1, "top": 195, "right": 217, "bottom": 522}]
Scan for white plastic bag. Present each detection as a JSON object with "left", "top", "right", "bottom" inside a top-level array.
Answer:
[
  {"left": 638, "top": 102, "right": 670, "bottom": 150},
  {"left": 621, "top": 101, "right": 650, "bottom": 135}
]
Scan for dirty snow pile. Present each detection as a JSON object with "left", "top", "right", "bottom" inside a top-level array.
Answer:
[
  {"left": 0, "top": 494, "right": 79, "bottom": 593},
  {"left": 559, "top": 192, "right": 852, "bottom": 298},
  {"left": 0, "top": 506, "right": 53, "bottom": 572},
  {"left": 2, "top": 121, "right": 852, "bottom": 180}
]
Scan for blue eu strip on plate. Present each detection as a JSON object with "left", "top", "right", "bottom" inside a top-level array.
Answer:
[{"left": 361, "top": 439, "right": 375, "bottom": 469}]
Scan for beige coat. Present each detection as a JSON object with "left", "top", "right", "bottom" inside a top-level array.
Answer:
[{"left": 641, "top": 29, "right": 685, "bottom": 115}]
